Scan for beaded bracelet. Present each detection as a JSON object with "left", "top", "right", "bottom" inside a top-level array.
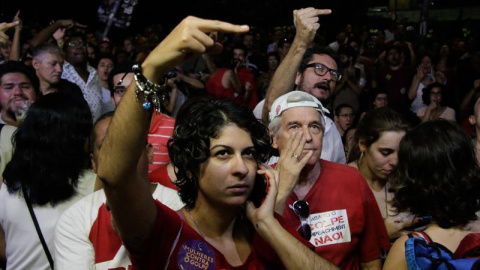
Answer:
[{"left": 132, "top": 64, "right": 167, "bottom": 113}]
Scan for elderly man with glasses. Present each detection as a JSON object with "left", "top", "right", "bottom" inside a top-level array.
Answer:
[{"left": 269, "top": 90, "right": 390, "bottom": 270}]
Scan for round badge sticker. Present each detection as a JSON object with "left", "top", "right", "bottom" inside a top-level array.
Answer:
[{"left": 177, "top": 240, "right": 216, "bottom": 270}]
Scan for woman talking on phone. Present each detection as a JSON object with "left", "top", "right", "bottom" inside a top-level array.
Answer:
[{"left": 96, "top": 15, "right": 337, "bottom": 269}]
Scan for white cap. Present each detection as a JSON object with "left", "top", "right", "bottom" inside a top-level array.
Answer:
[{"left": 269, "top": 91, "right": 329, "bottom": 122}]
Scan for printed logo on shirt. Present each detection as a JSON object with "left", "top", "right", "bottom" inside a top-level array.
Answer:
[
  {"left": 177, "top": 240, "right": 216, "bottom": 270},
  {"left": 308, "top": 209, "right": 351, "bottom": 247}
]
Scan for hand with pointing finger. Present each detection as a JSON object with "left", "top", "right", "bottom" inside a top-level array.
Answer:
[{"left": 0, "top": 21, "right": 19, "bottom": 43}]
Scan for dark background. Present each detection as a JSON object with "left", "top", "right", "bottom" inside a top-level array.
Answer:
[
  {"left": 1, "top": 0, "right": 479, "bottom": 44},
  {"left": 0, "top": 0, "right": 365, "bottom": 38}
]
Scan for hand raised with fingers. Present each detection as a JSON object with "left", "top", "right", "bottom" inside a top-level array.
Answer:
[
  {"left": 142, "top": 16, "right": 249, "bottom": 77},
  {"left": 0, "top": 21, "right": 19, "bottom": 43},
  {"left": 292, "top": 7, "right": 331, "bottom": 47},
  {"left": 275, "top": 131, "right": 313, "bottom": 213},
  {"left": 53, "top": 27, "right": 66, "bottom": 41},
  {"left": 416, "top": 66, "right": 424, "bottom": 80},
  {"left": 12, "top": 11, "right": 22, "bottom": 31}
]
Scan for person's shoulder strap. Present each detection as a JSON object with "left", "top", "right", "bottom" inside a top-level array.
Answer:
[{"left": 408, "top": 231, "right": 433, "bottom": 243}]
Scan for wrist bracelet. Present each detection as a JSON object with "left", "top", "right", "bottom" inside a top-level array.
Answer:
[{"left": 132, "top": 64, "right": 167, "bottom": 113}]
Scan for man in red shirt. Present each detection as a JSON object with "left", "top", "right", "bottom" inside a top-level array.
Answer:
[{"left": 269, "top": 91, "right": 390, "bottom": 269}]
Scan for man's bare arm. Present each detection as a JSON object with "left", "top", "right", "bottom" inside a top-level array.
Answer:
[{"left": 262, "top": 8, "right": 331, "bottom": 124}]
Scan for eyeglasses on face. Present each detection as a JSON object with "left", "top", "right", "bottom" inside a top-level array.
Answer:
[
  {"left": 67, "top": 40, "right": 85, "bottom": 48},
  {"left": 291, "top": 200, "right": 311, "bottom": 240},
  {"left": 305, "top": 63, "right": 342, "bottom": 82}
]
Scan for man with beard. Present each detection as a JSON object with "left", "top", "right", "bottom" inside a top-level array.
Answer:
[
  {"left": 61, "top": 35, "right": 103, "bottom": 122},
  {"left": 0, "top": 62, "right": 38, "bottom": 126},
  {"left": 254, "top": 7, "right": 346, "bottom": 164}
]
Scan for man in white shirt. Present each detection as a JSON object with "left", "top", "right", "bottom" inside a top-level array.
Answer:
[
  {"left": 61, "top": 35, "right": 102, "bottom": 122},
  {"left": 54, "top": 112, "right": 183, "bottom": 269},
  {"left": 255, "top": 7, "right": 346, "bottom": 164}
]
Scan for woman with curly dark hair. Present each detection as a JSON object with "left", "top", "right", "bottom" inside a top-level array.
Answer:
[
  {"left": 168, "top": 96, "right": 272, "bottom": 209},
  {"left": 97, "top": 15, "right": 338, "bottom": 269},
  {"left": 416, "top": 82, "right": 456, "bottom": 123},
  {"left": 383, "top": 120, "right": 480, "bottom": 269},
  {"left": 0, "top": 92, "right": 94, "bottom": 269}
]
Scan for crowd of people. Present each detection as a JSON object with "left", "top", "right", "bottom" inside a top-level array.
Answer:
[{"left": 0, "top": 5, "right": 479, "bottom": 270}]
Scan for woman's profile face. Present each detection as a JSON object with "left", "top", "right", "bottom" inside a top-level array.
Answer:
[
  {"left": 361, "top": 130, "right": 406, "bottom": 180},
  {"left": 197, "top": 124, "right": 257, "bottom": 207}
]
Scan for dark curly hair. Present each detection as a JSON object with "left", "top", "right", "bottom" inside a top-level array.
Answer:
[
  {"left": 3, "top": 92, "right": 93, "bottom": 206},
  {"left": 390, "top": 120, "right": 480, "bottom": 228},
  {"left": 421, "top": 82, "right": 447, "bottom": 106},
  {"left": 347, "top": 107, "right": 411, "bottom": 163},
  {"left": 168, "top": 97, "right": 272, "bottom": 209},
  {"left": 299, "top": 45, "right": 339, "bottom": 73}
]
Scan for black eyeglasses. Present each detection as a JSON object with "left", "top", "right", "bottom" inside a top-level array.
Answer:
[
  {"left": 67, "top": 41, "right": 85, "bottom": 48},
  {"left": 305, "top": 63, "right": 342, "bottom": 82},
  {"left": 291, "top": 200, "right": 311, "bottom": 240}
]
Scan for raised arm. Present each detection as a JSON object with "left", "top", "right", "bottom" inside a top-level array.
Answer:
[
  {"left": 8, "top": 11, "right": 21, "bottom": 62},
  {"left": 29, "top": 19, "right": 84, "bottom": 48},
  {"left": 262, "top": 8, "right": 331, "bottom": 123},
  {"left": 408, "top": 68, "right": 422, "bottom": 100},
  {"left": 96, "top": 16, "right": 249, "bottom": 252}
]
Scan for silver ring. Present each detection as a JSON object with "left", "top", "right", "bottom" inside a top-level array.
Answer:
[{"left": 293, "top": 154, "right": 299, "bottom": 159}]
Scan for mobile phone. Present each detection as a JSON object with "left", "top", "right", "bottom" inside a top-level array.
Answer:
[{"left": 248, "top": 174, "right": 269, "bottom": 208}]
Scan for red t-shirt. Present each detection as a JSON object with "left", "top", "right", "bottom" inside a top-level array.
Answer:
[
  {"left": 236, "top": 67, "right": 258, "bottom": 110},
  {"left": 148, "top": 113, "right": 175, "bottom": 175},
  {"left": 280, "top": 160, "right": 390, "bottom": 269},
  {"left": 149, "top": 163, "right": 178, "bottom": 190},
  {"left": 205, "top": 68, "right": 236, "bottom": 101},
  {"left": 129, "top": 201, "right": 312, "bottom": 269}
]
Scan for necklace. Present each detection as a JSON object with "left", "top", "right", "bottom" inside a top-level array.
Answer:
[{"left": 188, "top": 210, "right": 206, "bottom": 239}]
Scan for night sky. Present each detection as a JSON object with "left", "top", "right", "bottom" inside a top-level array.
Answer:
[{"left": 1, "top": 0, "right": 365, "bottom": 38}]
